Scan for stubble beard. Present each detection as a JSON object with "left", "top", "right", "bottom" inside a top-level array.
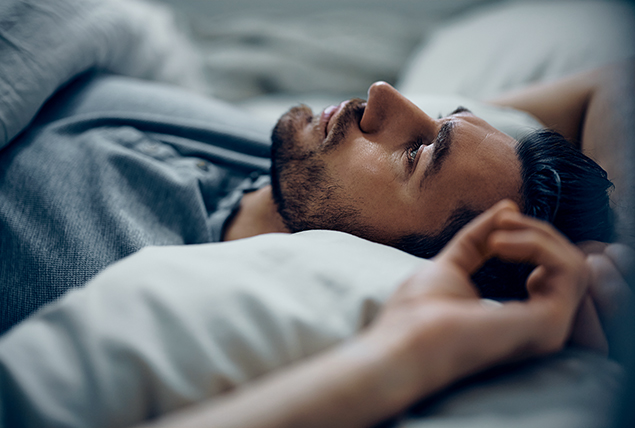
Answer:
[{"left": 270, "top": 103, "right": 373, "bottom": 237}]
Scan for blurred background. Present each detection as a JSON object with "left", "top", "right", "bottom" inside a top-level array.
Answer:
[
  {"left": 146, "top": 0, "right": 635, "bottom": 124},
  {"left": 154, "top": 0, "right": 485, "bottom": 101}
]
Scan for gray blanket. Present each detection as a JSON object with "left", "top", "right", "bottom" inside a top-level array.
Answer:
[{"left": 0, "top": 72, "right": 272, "bottom": 332}]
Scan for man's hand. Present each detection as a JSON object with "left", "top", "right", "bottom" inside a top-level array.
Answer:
[
  {"left": 361, "top": 199, "right": 591, "bottom": 411},
  {"left": 489, "top": 61, "right": 635, "bottom": 355}
]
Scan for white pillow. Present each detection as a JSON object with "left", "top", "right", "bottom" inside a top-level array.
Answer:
[
  {"left": 0, "top": 231, "right": 424, "bottom": 427},
  {"left": 397, "top": 1, "right": 635, "bottom": 99}
]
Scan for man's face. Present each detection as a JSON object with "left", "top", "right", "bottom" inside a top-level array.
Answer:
[{"left": 271, "top": 82, "right": 523, "bottom": 242}]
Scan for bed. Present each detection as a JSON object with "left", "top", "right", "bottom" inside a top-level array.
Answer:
[{"left": 0, "top": 0, "right": 634, "bottom": 427}]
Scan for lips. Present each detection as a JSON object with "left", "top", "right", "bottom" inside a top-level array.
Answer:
[{"left": 320, "top": 101, "right": 346, "bottom": 139}]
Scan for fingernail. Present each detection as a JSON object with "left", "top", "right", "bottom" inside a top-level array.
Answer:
[
  {"left": 480, "top": 298, "right": 504, "bottom": 309},
  {"left": 496, "top": 199, "right": 519, "bottom": 212}
]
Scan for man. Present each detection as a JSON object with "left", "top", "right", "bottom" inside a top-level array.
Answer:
[
  {"left": 228, "top": 66, "right": 627, "bottom": 301},
  {"left": 0, "top": 63, "right": 628, "bottom": 333},
  {"left": 238, "top": 67, "right": 629, "bottom": 246}
]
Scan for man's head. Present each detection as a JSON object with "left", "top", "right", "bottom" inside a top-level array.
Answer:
[
  {"left": 271, "top": 82, "right": 523, "bottom": 244},
  {"left": 270, "top": 82, "right": 614, "bottom": 298}
]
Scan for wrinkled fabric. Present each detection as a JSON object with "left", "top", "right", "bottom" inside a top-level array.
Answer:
[
  {"left": 0, "top": 230, "right": 424, "bottom": 428},
  {"left": 0, "top": 0, "right": 206, "bottom": 149},
  {"left": 0, "top": 73, "right": 272, "bottom": 333}
]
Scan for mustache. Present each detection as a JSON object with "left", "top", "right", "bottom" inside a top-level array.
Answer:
[{"left": 322, "top": 98, "right": 366, "bottom": 153}]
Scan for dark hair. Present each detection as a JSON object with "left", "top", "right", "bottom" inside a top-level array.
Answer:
[{"left": 394, "top": 129, "right": 614, "bottom": 299}]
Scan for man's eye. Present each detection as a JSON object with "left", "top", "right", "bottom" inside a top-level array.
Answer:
[{"left": 407, "top": 145, "right": 420, "bottom": 163}]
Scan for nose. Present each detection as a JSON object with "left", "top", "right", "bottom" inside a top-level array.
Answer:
[{"left": 360, "top": 82, "right": 436, "bottom": 139}]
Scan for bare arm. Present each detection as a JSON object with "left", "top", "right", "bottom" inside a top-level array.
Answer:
[
  {"left": 488, "top": 68, "right": 597, "bottom": 147},
  {"left": 139, "top": 201, "right": 589, "bottom": 428},
  {"left": 489, "top": 62, "right": 635, "bottom": 243}
]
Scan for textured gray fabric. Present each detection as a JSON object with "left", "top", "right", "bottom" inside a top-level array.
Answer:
[
  {"left": 0, "top": 0, "right": 207, "bottom": 148},
  {"left": 0, "top": 73, "right": 272, "bottom": 333},
  {"left": 399, "top": 349, "right": 623, "bottom": 428}
]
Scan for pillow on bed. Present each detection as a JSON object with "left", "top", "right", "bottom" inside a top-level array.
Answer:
[
  {"left": 0, "top": 231, "right": 424, "bottom": 427},
  {"left": 397, "top": 0, "right": 635, "bottom": 99}
]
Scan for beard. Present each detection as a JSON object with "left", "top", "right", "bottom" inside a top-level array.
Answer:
[{"left": 270, "top": 101, "right": 372, "bottom": 236}]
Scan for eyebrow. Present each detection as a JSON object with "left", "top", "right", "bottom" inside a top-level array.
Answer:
[
  {"left": 422, "top": 120, "right": 455, "bottom": 182},
  {"left": 418, "top": 106, "right": 468, "bottom": 183}
]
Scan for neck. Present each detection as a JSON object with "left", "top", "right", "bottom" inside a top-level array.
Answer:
[{"left": 223, "top": 185, "right": 290, "bottom": 241}]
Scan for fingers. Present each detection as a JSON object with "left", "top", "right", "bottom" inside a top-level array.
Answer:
[
  {"left": 389, "top": 201, "right": 522, "bottom": 307},
  {"left": 488, "top": 227, "right": 582, "bottom": 274},
  {"left": 435, "top": 199, "right": 519, "bottom": 274},
  {"left": 437, "top": 198, "right": 584, "bottom": 279},
  {"left": 492, "top": 228, "right": 587, "bottom": 301},
  {"left": 576, "top": 241, "right": 635, "bottom": 353},
  {"left": 437, "top": 199, "right": 588, "bottom": 324},
  {"left": 382, "top": 205, "right": 599, "bottom": 385},
  {"left": 584, "top": 247, "right": 635, "bottom": 355},
  {"left": 579, "top": 241, "right": 635, "bottom": 286},
  {"left": 578, "top": 241, "right": 634, "bottom": 326}
]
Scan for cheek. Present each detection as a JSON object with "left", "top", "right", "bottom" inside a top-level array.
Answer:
[
  {"left": 329, "top": 144, "right": 388, "bottom": 191},
  {"left": 326, "top": 147, "right": 407, "bottom": 218}
]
